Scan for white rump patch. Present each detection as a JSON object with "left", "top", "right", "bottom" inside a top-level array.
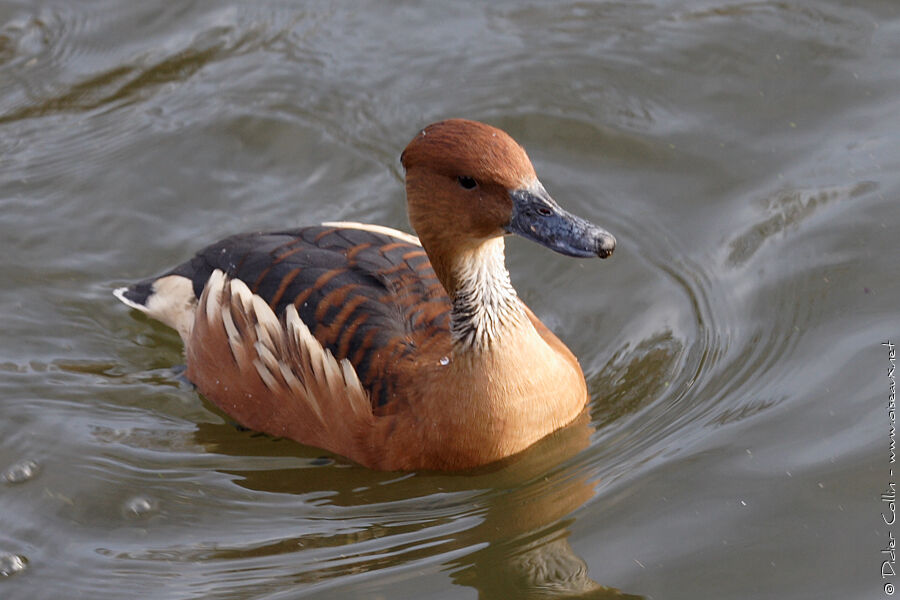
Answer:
[
  {"left": 114, "top": 275, "right": 197, "bottom": 342},
  {"left": 322, "top": 221, "right": 421, "bottom": 246}
]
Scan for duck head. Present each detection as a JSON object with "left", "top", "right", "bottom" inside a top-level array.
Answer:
[{"left": 400, "top": 119, "right": 615, "bottom": 294}]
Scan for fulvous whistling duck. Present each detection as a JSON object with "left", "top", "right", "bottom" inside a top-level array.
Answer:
[{"left": 114, "top": 119, "right": 616, "bottom": 471}]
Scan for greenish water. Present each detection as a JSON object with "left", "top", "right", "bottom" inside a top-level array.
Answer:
[{"left": 1, "top": 1, "right": 898, "bottom": 598}]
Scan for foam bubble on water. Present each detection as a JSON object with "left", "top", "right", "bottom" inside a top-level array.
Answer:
[
  {"left": 0, "top": 553, "right": 27, "bottom": 577},
  {"left": 123, "top": 495, "right": 158, "bottom": 519},
  {"left": 2, "top": 459, "right": 40, "bottom": 484}
]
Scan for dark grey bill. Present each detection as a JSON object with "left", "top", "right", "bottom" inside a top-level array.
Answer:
[{"left": 506, "top": 186, "right": 616, "bottom": 259}]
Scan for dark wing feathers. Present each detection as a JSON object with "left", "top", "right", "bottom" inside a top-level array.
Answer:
[{"left": 158, "top": 225, "right": 451, "bottom": 406}]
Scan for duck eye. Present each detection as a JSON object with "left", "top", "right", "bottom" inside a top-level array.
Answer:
[
  {"left": 457, "top": 176, "right": 477, "bottom": 190},
  {"left": 537, "top": 206, "right": 553, "bottom": 216}
]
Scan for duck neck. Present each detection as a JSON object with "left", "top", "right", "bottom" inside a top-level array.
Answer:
[{"left": 445, "top": 237, "right": 528, "bottom": 351}]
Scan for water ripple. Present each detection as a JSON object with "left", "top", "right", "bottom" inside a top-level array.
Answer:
[{"left": 727, "top": 181, "right": 877, "bottom": 267}]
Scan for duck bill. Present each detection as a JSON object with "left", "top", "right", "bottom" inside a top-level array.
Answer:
[{"left": 506, "top": 184, "right": 616, "bottom": 258}]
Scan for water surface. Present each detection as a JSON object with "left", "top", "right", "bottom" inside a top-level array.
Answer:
[{"left": 1, "top": 1, "right": 898, "bottom": 598}]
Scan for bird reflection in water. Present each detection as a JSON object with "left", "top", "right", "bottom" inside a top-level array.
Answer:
[{"left": 194, "top": 410, "right": 641, "bottom": 598}]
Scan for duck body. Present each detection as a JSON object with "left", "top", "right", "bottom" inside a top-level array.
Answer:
[{"left": 115, "top": 119, "right": 615, "bottom": 471}]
